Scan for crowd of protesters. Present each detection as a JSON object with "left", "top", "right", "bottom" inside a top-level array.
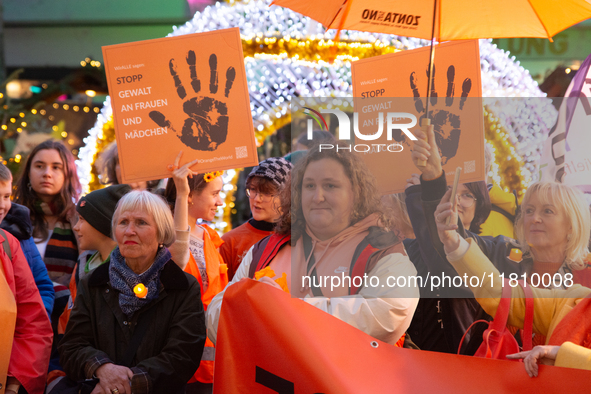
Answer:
[{"left": 1, "top": 127, "right": 590, "bottom": 394}]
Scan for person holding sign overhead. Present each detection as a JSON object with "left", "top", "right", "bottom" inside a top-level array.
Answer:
[
  {"left": 432, "top": 186, "right": 591, "bottom": 377},
  {"left": 165, "top": 152, "right": 228, "bottom": 393},
  {"left": 408, "top": 121, "right": 591, "bottom": 352}
]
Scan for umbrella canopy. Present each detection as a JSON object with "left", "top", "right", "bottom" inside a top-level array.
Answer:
[{"left": 271, "top": 0, "right": 591, "bottom": 41}]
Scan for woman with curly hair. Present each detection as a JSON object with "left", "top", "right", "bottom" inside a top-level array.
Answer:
[{"left": 207, "top": 147, "right": 419, "bottom": 347}]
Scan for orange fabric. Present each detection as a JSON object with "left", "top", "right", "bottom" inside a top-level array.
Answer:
[
  {"left": 214, "top": 280, "right": 591, "bottom": 393},
  {"left": 58, "top": 268, "right": 77, "bottom": 335},
  {"left": 220, "top": 221, "right": 273, "bottom": 280},
  {"left": 532, "top": 260, "right": 563, "bottom": 282},
  {"left": 200, "top": 225, "right": 228, "bottom": 307},
  {"left": 394, "top": 333, "right": 405, "bottom": 348},
  {"left": 184, "top": 224, "right": 228, "bottom": 385},
  {"left": 0, "top": 232, "right": 52, "bottom": 394},
  {"left": 272, "top": 0, "right": 591, "bottom": 40},
  {"left": 0, "top": 254, "right": 17, "bottom": 394},
  {"left": 571, "top": 265, "right": 591, "bottom": 288},
  {"left": 549, "top": 296, "right": 591, "bottom": 349},
  {"left": 187, "top": 337, "right": 215, "bottom": 384}
]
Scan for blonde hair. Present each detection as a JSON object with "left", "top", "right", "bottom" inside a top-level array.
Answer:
[
  {"left": 515, "top": 182, "right": 590, "bottom": 269},
  {"left": 112, "top": 190, "right": 176, "bottom": 246}
]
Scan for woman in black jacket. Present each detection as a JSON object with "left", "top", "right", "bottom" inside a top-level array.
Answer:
[{"left": 58, "top": 190, "right": 206, "bottom": 394}]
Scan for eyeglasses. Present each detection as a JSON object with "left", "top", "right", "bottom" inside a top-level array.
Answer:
[
  {"left": 457, "top": 193, "right": 477, "bottom": 208},
  {"left": 246, "top": 187, "right": 276, "bottom": 202}
]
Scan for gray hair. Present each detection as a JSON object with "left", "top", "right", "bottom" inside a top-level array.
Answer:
[{"left": 112, "top": 190, "right": 176, "bottom": 246}]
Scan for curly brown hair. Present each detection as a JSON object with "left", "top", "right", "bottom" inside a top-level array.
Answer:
[
  {"left": 289, "top": 147, "right": 393, "bottom": 242},
  {"left": 274, "top": 173, "right": 292, "bottom": 242}
]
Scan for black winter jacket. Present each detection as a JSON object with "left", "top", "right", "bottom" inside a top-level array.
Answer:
[{"left": 59, "top": 259, "right": 206, "bottom": 393}]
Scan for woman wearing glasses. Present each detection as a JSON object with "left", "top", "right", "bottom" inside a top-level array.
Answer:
[
  {"left": 406, "top": 125, "right": 591, "bottom": 354},
  {"left": 219, "top": 157, "right": 293, "bottom": 280}
]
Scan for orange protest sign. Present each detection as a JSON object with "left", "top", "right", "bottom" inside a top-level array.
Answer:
[
  {"left": 351, "top": 40, "right": 484, "bottom": 194},
  {"left": 215, "top": 280, "right": 591, "bottom": 393},
  {"left": 102, "top": 28, "right": 258, "bottom": 183}
]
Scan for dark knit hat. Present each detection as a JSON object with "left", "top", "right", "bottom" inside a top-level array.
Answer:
[
  {"left": 246, "top": 157, "right": 293, "bottom": 189},
  {"left": 76, "top": 184, "right": 132, "bottom": 237}
]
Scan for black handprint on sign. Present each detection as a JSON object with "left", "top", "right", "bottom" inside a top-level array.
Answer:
[
  {"left": 402, "top": 65, "right": 472, "bottom": 164},
  {"left": 149, "top": 51, "right": 236, "bottom": 151}
]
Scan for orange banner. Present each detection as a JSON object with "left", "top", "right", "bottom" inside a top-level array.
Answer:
[
  {"left": 351, "top": 40, "right": 484, "bottom": 194},
  {"left": 214, "top": 280, "right": 591, "bottom": 393},
  {"left": 102, "top": 28, "right": 258, "bottom": 183}
]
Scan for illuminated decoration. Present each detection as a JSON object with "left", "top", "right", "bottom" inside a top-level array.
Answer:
[
  {"left": 80, "top": 57, "right": 102, "bottom": 68},
  {"left": 77, "top": 97, "right": 114, "bottom": 192},
  {"left": 484, "top": 108, "right": 529, "bottom": 195},
  {"left": 78, "top": 0, "right": 557, "bottom": 230}
]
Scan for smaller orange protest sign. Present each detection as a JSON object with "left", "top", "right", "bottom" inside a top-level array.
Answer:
[
  {"left": 351, "top": 40, "right": 484, "bottom": 194},
  {"left": 214, "top": 280, "right": 591, "bottom": 393},
  {"left": 102, "top": 28, "right": 258, "bottom": 183}
]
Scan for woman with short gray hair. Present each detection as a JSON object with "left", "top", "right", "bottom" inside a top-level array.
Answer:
[{"left": 58, "top": 190, "right": 206, "bottom": 394}]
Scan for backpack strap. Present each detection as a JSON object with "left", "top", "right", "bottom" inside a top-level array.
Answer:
[
  {"left": 303, "top": 233, "right": 323, "bottom": 297},
  {"left": 488, "top": 278, "right": 514, "bottom": 332},
  {"left": 0, "top": 228, "right": 12, "bottom": 260},
  {"left": 349, "top": 242, "right": 378, "bottom": 295},
  {"left": 303, "top": 231, "right": 385, "bottom": 296},
  {"left": 248, "top": 234, "right": 291, "bottom": 279}
]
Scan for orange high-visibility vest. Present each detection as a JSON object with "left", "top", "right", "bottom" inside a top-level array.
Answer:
[{"left": 184, "top": 224, "right": 228, "bottom": 384}]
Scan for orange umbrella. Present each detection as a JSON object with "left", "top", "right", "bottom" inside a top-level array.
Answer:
[
  {"left": 270, "top": 0, "right": 591, "bottom": 41},
  {"left": 272, "top": 0, "right": 591, "bottom": 163}
]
